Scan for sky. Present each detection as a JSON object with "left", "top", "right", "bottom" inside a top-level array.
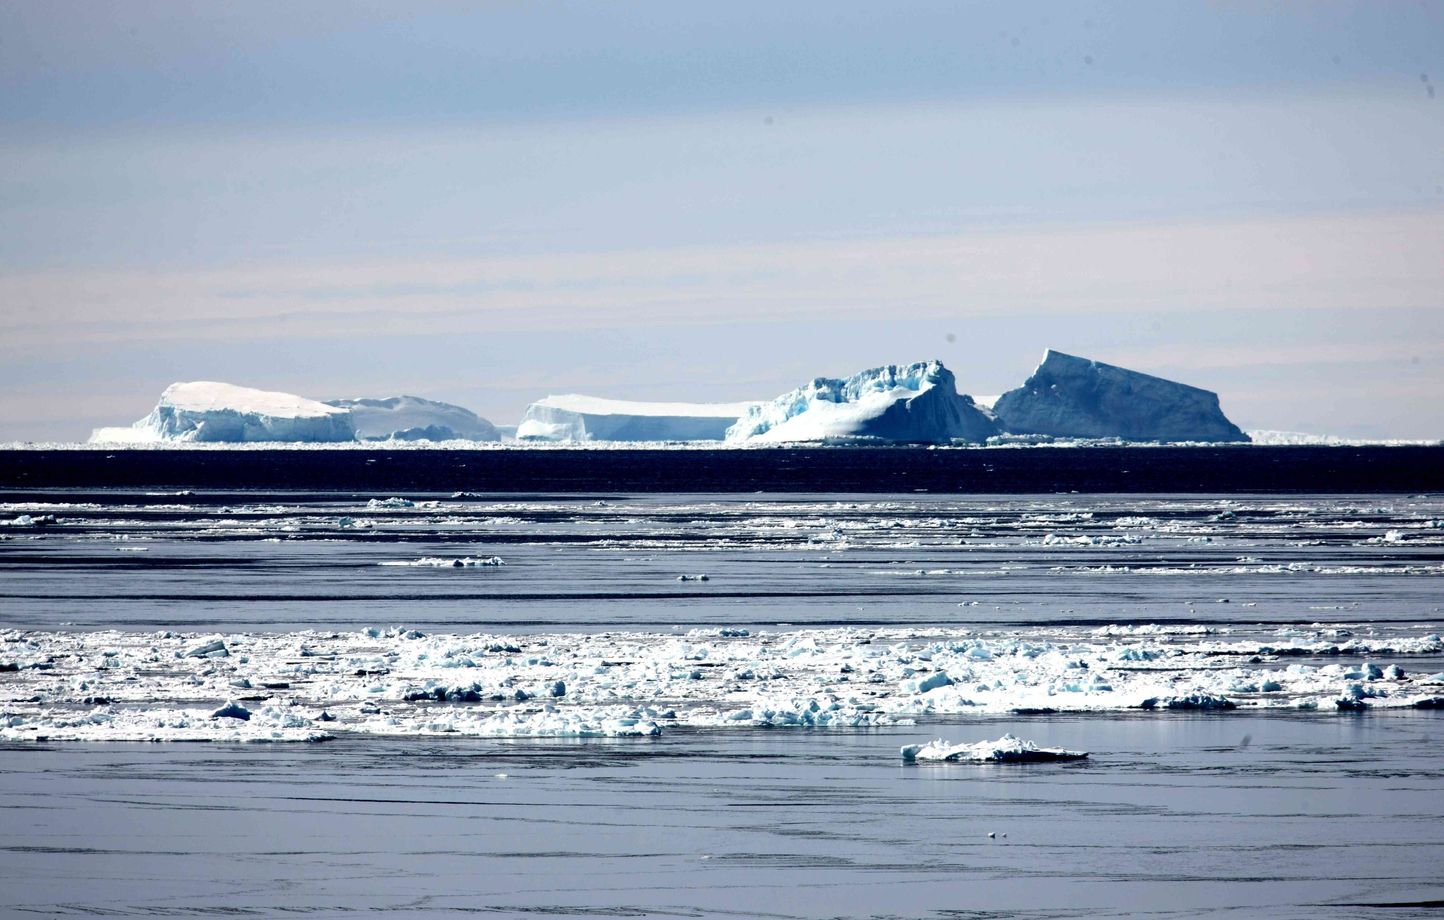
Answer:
[{"left": 1, "top": 0, "right": 1441, "bottom": 440}]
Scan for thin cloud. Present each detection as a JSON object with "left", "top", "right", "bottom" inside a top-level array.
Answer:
[{"left": 3, "top": 208, "right": 1440, "bottom": 350}]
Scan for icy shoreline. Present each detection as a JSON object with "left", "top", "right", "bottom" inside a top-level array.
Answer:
[{"left": 4, "top": 623, "right": 1440, "bottom": 743}]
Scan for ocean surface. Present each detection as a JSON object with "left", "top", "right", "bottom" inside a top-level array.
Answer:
[{"left": 2, "top": 475, "right": 1443, "bottom": 917}]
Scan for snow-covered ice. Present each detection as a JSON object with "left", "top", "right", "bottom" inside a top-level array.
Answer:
[
  {"left": 324, "top": 395, "right": 500, "bottom": 442},
  {"left": 90, "top": 382, "right": 356, "bottom": 444},
  {"left": 379, "top": 556, "right": 505, "bottom": 568},
  {"left": 727, "top": 361, "right": 998, "bottom": 444},
  {"left": 900, "top": 733, "right": 1088, "bottom": 763},
  {"left": 517, "top": 394, "right": 759, "bottom": 442},
  {"left": 4, "top": 623, "right": 1440, "bottom": 743},
  {"left": 993, "top": 350, "right": 1249, "bottom": 443}
]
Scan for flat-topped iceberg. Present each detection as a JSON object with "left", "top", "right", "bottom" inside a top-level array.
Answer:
[
  {"left": 993, "top": 350, "right": 1248, "bottom": 443},
  {"left": 517, "top": 395, "right": 758, "bottom": 442},
  {"left": 325, "top": 395, "right": 499, "bottom": 442},
  {"left": 727, "top": 360, "right": 998, "bottom": 444},
  {"left": 91, "top": 381, "right": 355, "bottom": 444}
]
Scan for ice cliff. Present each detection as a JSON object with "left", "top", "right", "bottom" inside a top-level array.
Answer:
[
  {"left": 91, "top": 382, "right": 355, "bottom": 444},
  {"left": 992, "top": 350, "right": 1249, "bottom": 443},
  {"left": 517, "top": 395, "right": 758, "bottom": 442},
  {"left": 727, "top": 361, "right": 998, "bottom": 444},
  {"left": 325, "top": 395, "right": 499, "bottom": 442}
]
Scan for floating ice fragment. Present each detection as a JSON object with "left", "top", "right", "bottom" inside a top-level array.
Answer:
[
  {"left": 367, "top": 497, "right": 415, "bottom": 509},
  {"left": 916, "top": 671, "right": 954, "bottom": 693},
  {"left": 380, "top": 556, "right": 505, "bottom": 568},
  {"left": 901, "top": 733, "right": 1088, "bottom": 763},
  {"left": 211, "top": 702, "right": 252, "bottom": 721},
  {"left": 184, "top": 639, "right": 228, "bottom": 658},
  {"left": 1139, "top": 694, "right": 1237, "bottom": 710}
]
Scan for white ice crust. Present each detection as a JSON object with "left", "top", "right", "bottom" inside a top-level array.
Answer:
[
  {"left": 727, "top": 361, "right": 998, "bottom": 444},
  {"left": 517, "top": 395, "right": 759, "bottom": 442},
  {"left": 3, "top": 624, "right": 1439, "bottom": 743}
]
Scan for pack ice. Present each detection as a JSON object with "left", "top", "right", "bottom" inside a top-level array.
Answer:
[
  {"left": 992, "top": 350, "right": 1249, "bottom": 443},
  {"left": 517, "top": 395, "right": 759, "bottom": 442},
  {"left": 324, "top": 395, "right": 500, "bottom": 442},
  {"left": 89, "top": 382, "right": 356, "bottom": 444},
  {"left": 728, "top": 361, "right": 998, "bottom": 444},
  {"left": 9, "top": 623, "right": 1435, "bottom": 743}
]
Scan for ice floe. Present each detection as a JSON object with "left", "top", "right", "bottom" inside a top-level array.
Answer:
[
  {"left": 900, "top": 733, "right": 1088, "bottom": 763},
  {"left": 379, "top": 556, "right": 505, "bottom": 568}
]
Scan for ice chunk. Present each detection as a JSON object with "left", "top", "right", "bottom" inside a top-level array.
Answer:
[
  {"left": 901, "top": 733, "right": 1088, "bottom": 763},
  {"left": 379, "top": 556, "right": 505, "bottom": 567},
  {"left": 916, "top": 671, "right": 955, "bottom": 693},
  {"left": 993, "top": 350, "right": 1248, "bottom": 442},
  {"left": 517, "top": 395, "right": 759, "bottom": 442},
  {"left": 728, "top": 360, "right": 998, "bottom": 444},
  {"left": 184, "top": 639, "right": 229, "bottom": 658},
  {"left": 367, "top": 497, "right": 414, "bottom": 508},
  {"left": 211, "top": 701, "right": 252, "bottom": 721},
  {"left": 324, "top": 395, "right": 499, "bottom": 442},
  {"left": 1139, "top": 693, "right": 1237, "bottom": 710}
]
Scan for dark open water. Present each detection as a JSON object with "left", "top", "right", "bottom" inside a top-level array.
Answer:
[{"left": 2, "top": 448, "right": 1442, "bottom": 917}]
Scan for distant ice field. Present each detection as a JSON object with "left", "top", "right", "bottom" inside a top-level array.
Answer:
[
  {"left": 3, "top": 490, "right": 1443, "bottom": 916},
  {"left": 3, "top": 491, "right": 1443, "bottom": 743},
  {"left": 2, "top": 492, "right": 1441, "bottom": 633}
]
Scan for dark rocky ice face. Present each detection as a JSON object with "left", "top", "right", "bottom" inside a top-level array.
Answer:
[{"left": 993, "top": 349, "right": 1249, "bottom": 442}]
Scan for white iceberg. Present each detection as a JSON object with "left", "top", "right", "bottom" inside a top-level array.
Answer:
[
  {"left": 324, "top": 395, "right": 499, "bottom": 442},
  {"left": 90, "top": 381, "right": 355, "bottom": 444},
  {"left": 517, "top": 395, "right": 758, "bottom": 442},
  {"left": 727, "top": 360, "right": 998, "bottom": 444},
  {"left": 900, "top": 733, "right": 1089, "bottom": 763},
  {"left": 992, "top": 350, "right": 1248, "bottom": 443}
]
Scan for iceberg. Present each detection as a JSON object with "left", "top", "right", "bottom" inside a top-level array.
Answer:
[
  {"left": 992, "top": 350, "right": 1249, "bottom": 443},
  {"left": 727, "top": 360, "right": 998, "bottom": 444},
  {"left": 324, "top": 395, "right": 499, "bottom": 442},
  {"left": 517, "top": 395, "right": 758, "bottom": 442},
  {"left": 90, "top": 382, "right": 355, "bottom": 444}
]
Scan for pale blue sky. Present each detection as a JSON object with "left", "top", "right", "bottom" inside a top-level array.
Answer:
[{"left": 1, "top": 1, "right": 1441, "bottom": 439}]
